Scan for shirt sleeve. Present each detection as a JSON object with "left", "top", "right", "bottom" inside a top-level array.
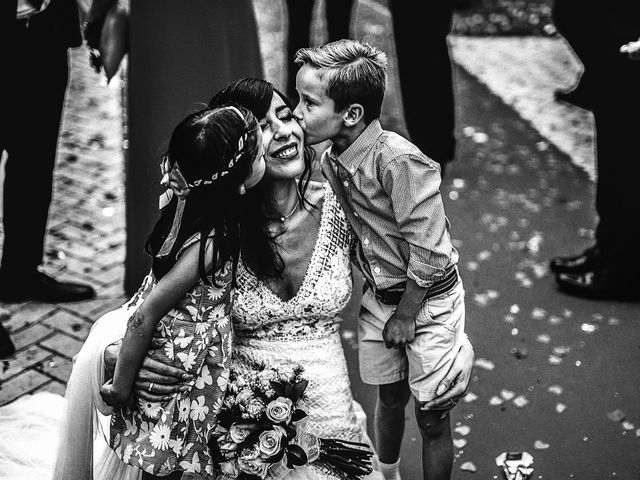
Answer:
[{"left": 380, "top": 153, "right": 452, "bottom": 288}]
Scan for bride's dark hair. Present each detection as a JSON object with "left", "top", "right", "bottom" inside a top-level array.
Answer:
[{"left": 208, "top": 78, "right": 316, "bottom": 278}]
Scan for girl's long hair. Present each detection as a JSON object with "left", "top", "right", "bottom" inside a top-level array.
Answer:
[
  {"left": 145, "top": 105, "right": 278, "bottom": 285},
  {"left": 208, "top": 78, "right": 316, "bottom": 277}
]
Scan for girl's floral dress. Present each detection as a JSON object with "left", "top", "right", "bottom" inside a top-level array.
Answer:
[{"left": 110, "top": 233, "right": 233, "bottom": 478}]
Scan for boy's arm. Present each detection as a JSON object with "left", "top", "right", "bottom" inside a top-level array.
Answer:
[
  {"left": 101, "top": 239, "right": 214, "bottom": 407},
  {"left": 379, "top": 154, "right": 451, "bottom": 348},
  {"left": 382, "top": 278, "right": 428, "bottom": 348}
]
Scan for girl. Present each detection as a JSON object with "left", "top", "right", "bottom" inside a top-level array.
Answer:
[{"left": 98, "top": 104, "right": 272, "bottom": 479}]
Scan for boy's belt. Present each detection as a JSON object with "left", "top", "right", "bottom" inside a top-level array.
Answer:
[{"left": 374, "top": 267, "right": 459, "bottom": 305}]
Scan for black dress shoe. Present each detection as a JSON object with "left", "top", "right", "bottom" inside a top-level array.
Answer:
[
  {"left": 0, "top": 271, "right": 96, "bottom": 303},
  {"left": 556, "top": 269, "right": 640, "bottom": 301},
  {"left": 0, "top": 323, "right": 15, "bottom": 359},
  {"left": 550, "top": 245, "right": 601, "bottom": 274}
]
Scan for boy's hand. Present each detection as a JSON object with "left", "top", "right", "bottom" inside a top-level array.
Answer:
[
  {"left": 100, "top": 379, "right": 131, "bottom": 408},
  {"left": 382, "top": 312, "right": 415, "bottom": 348}
]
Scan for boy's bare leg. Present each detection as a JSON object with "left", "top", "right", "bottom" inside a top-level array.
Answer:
[
  {"left": 374, "top": 379, "right": 411, "bottom": 463},
  {"left": 415, "top": 402, "right": 453, "bottom": 480}
]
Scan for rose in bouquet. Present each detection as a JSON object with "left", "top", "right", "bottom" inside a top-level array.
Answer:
[{"left": 209, "top": 364, "right": 373, "bottom": 479}]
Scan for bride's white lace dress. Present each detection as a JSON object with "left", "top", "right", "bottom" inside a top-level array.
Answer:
[{"left": 232, "top": 184, "right": 381, "bottom": 479}]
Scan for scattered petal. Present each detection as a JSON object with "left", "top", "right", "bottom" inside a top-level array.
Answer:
[
  {"left": 453, "top": 438, "right": 468, "bottom": 449},
  {"left": 580, "top": 323, "right": 597, "bottom": 333},
  {"left": 531, "top": 307, "right": 546, "bottom": 320},
  {"left": 454, "top": 425, "right": 471, "bottom": 436},
  {"left": 474, "top": 358, "right": 495, "bottom": 371},
  {"left": 548, "top": 355, "right": 563, "bottom": 365},
  {"left": 556, "top": 403, "right": 567, "bottom": 413},
  {"left": 536, "top": 334, "right": 551, "bottom": 344},
  {"left": 548, "top": 315, "right": 562, "bottom": 325},
  {"left": 607, "top": 409, "right": 626, "bottom": 423},
  {"left": 500, "top": 390, "right": 515, "bottom": 401},
  {"left": 460, "top": 461, "right": 477, "bottom": 473},
  {"left": 621, "top": 421, "right": 635, "bottom": 431},
  {"left": 607, "top": 317, "right": 621, "bottom": 326},
  {"left": 489, "top": 396, "right": 504, "bottom": 406},
  {"left": 512, "top": 396, "right": 529, "bottom": 408},
  {"left": 552, "top": 345, "right": 571, "bottom": 357},
  {"left": 548, "top": 385, "right": 563, "bottom": 395},
  {"left": 463, "top": 392, "right": 479, "bottom": 403},
  {"left": 533, "top": 440, "right": 550, "bottom": 450},
  {"left": 509, "top": 304, "right": 520, "bottom": 314}
]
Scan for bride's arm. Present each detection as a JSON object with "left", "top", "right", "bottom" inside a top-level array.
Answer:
[
  {"left": 421, "top": 342, "right": 474, "bottom": 411},
  {"left": 104, "top": 340, "right": 191, "bottom": 402}
]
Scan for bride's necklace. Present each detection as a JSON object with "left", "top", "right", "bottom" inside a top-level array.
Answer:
[{"left": 277, "top": 194, "right": 301, "bottom": 223}]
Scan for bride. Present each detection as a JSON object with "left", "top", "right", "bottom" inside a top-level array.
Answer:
[{"left": 0, "top": 78, "right": 474, "bottom": 480}]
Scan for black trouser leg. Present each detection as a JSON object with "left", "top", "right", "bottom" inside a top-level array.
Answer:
[
  {"left": 286, "top": 0, "right": 315, "bottom": 102},
  {"left": 1, "top": 25, "right": 69, "bottom": 279},
  {"left": 325, "top": 0, "right": 354, "bottom": 42},
  {"left": 390, "top": 2, "right": 455, "bottom": 170}
]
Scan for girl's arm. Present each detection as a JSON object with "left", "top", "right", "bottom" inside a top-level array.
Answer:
[{"left": 101, "top": 238, "right": 214, "bottom": 407}]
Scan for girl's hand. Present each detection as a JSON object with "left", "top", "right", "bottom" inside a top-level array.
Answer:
[
  {"left": 421, "top": 343, "right": 474, "bottom": 411},
  {"left": 100, "top": 379, "right": 131, "bottom": 408}
]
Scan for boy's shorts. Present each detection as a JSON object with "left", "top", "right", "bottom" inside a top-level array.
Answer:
[{"left": 358, "top": 278, "right": 466, "bottom": 403}]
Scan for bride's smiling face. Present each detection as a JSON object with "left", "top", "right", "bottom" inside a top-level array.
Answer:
[{"left": 259, "top": 93, "right": 305, "bottom": 180}]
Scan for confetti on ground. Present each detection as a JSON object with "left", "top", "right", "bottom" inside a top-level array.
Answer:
[
  {"left": 501, "top": 390, "right": 515, "bottom": 401},
  {"left": 552, "top": 345, "right": 571, "bottom": 357},
  {"left": 454, "top": 425, "right": 471, "bottom": 436},
  {"left": 556, "top": 403, "right": 567, "bottom": 413},
  {"left": 548, "top": 315, "right": 562, "bottom": 325},
  {"left": 607, "top": 409, "right": 626, "bottom": 422},
  {"left": 454, "top": 438, "right": 468, "bottom": 449},
  {"left": 536, "top": 334, "right": 551, "bottom": 344},
  {"left": 489, "top": 396, "right": 504, "bottom": 406},
  {"left": 513, "top": 396, "right": 529, "bottom": 408},
  {"left": 621, "top": 421, "right": 635, "bottom": 431},
  {"left": 474, "top": 358, "right": 496, "bottom": 371},
  {"left": 464, "top": 392, "right": 479, "bottom": 403},
  {"left": 509, "top": 304, "right": 520, "bottom": 314},
  {"left": 580, "top": 323, "right": 598, "bottom": 334},
  {"left": 548, "top": 385, "right": 563, "bottom": 395},
  {"left": 472, "top": 132, "right": 489, "bottom": 143},
  {"left": 460, "top": 462, "right": 477, "bottom": 473},
  {"left": 534, "top": 440, "right": 550, "bottom": 450},
  {"left": 548, "top": 355, "right": 562, "bottom": 365},
  {"left": 531, "top": 307, "right": 547, "bottom": 320}
]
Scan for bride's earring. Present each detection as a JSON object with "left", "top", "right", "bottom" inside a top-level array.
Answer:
[{"left": 238, "top": 184, "right": 247, "bottom": 195}]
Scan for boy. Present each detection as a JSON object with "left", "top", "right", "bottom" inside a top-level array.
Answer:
[{"left": 293, "top": 39, "right": 472, "bottom": 480}]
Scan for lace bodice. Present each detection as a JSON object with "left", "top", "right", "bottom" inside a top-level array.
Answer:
[{"left": 232, "top": 184, "right": 352, "bottom": 340}]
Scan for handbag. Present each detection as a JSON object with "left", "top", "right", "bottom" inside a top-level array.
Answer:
[{"left": 83, "top": 0, "right": 128, "bottom": 83}]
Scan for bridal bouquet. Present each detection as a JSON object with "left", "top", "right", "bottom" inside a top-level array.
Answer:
[{"left": 209, "top": 364, "right": 373, "bottom": 480}]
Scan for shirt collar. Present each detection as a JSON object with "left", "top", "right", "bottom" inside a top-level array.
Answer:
[{"left": 329, "top": 120, "right": 383, "bottom": 174}]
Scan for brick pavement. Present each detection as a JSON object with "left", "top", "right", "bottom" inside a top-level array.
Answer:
[{"left": 0, "top": 47, "right": 127, "bottom": 406}]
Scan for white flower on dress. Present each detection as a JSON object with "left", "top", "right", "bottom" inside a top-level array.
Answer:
[
  {"left": 190, "top": 396, "right": 209, "bottom": 422},
  {"left": 177, "top": 399, "right": 190, "bottom": 422},
  {"left": 194, "top": 321, "right": 211, "bottom": 336},
  {"left": 208, "top": 304, "right": 226, "bottom": 321},
  {"left": 122, "top": 443, "right": 133, "bottom": 463},
  {"left": 168, "top": 438, "right": 183, "bottom": 455},
  {"left": 160, "top": 459, "right": 174, "bottom": 475},
  {"left": 123, "top": 418, "right": 137, "bottom": 437},
  {"left": 179, "top": 451, "right": 202, "bottom": 473},
  {"left": 195, "top": 364, "right": 213, "bottom": 390},
  {"left": 149, "top": 423, "right": 171, "bottom": 451},
  {"left": 174, "top": 328, "right": 194, "bottom": 349},
  {"left": 206, "top": 284, "right": 226, "bottom": 301},
  {"left": 139, "top": 399, "right": 162, "bottom": 419},
  {"left": 217, "top": 368, "right": 229, "bottom": 391},
  {"left": 164, "top": 340, "right": 175, "bottom": 360},
  {"left": 177, "top": 349, "right": 197, "bottom": 370}
]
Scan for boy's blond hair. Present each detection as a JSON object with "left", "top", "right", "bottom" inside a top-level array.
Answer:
[{"left": 294, "top": 39, "right": 387, "bottom": 123}]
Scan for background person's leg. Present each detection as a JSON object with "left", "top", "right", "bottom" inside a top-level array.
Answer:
[
  {"left": 325, "top": 0, "right": 354, "bottom": 42},
  {"left": 285, "top": 0, "right": 314, "bottom": 101}
]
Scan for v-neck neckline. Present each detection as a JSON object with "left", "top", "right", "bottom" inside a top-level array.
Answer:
[{"left": 261, "top": 184, "right": 329, "bottom": 306}]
